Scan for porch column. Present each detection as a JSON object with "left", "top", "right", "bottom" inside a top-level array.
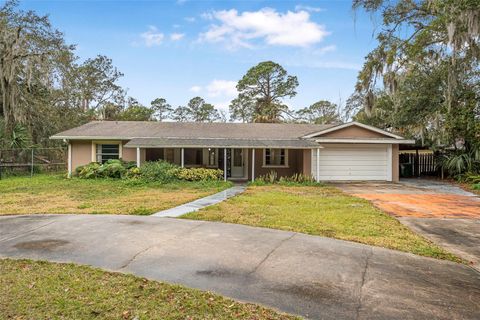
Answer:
[
  {"left": 251, "top": 148, "right": 255, "bottom": 182},
  {"left": 67, "top": 142, "right": 72, "bottom": 178},
  {"left": 136, "top": 147, "right": 141, "bottom": 167},
  {"left": 223, "top": 148, "right": 227, "bottom": 181},
  {"left": 316, "top": 148, "right": 320, "bottom": 182},
  {"left": 181, "top": 148, "right": 184, "bottom": 167}
]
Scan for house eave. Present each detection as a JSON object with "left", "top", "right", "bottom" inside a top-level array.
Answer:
[
  {"left": 303, "top": 121, "right": 406, "bottom": 139},
  {"left": 315, "top": 138, "right": 416, "bottom": 144},
  {"left": 50, "top": 135, "right": 132, "bottom": 140},
  {"left": 124, "top": 137, "right": 321, "bottom": 149}
]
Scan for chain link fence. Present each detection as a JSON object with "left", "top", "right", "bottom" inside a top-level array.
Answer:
[{"left": 0, "top": 147, "right": 67, "bottom": 179}]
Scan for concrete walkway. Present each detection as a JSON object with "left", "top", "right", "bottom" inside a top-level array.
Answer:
[
  {"left": 152, "top": 185, "right": 246, "bottom": 217},
  {"left": 1, "top": 214, "right": 479, "bottom": 320}
]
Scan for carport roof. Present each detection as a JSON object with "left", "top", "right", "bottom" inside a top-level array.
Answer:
[{"left": 124, "top": 137, "right": 320, "bottom": 148}]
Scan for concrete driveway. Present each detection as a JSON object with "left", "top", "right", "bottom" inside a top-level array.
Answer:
[
  {"left": 336, "top": 179, "right": 480, "bottom": 270},
  {"left": 1, "top": 215, "right": 479, "bottom": 320}
]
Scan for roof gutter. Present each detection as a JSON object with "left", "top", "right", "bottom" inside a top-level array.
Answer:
[
  {"left": 314, "top": 138, "right": 415, "bottom": 144},
  {"left": 123, "top": 144, "right": 322, "bottom": 149},
  {"left": 50, "top": 136, "right": 133, "bottom": 140}
]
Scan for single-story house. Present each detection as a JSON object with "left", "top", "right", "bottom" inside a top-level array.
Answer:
[{"left": 51, "top": 121, "right": 415, "bottom": 182}]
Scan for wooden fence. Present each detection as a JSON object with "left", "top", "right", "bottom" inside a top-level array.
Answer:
[
  {"left": 0, "top": 147, "right": 66, "bottom": 178},
  {"left": 399, "top": 152, "right": 437, "bottom": 177}
]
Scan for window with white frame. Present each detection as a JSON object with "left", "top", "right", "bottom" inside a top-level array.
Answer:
[
  {"left": 264, "top": 148, "right": 287, "bottom": 167},
  {"left": 96, "top": 144, "right": 120, "bottom": 163}
]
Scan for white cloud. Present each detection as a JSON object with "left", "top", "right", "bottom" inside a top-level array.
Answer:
[
  {"left": 295, "top": 5, "right": 324, "bottom": 13},
  {"left": 170, "top": 33, "right": 185, "bottom": 41},
  {"left": 213, "top": 100, "right": 231, "bottom": 113},
  {"left": 199, "top": 8, "right": 329, "bottom": 49},
  {"left": 189, "top": 85, "right": 202, "bottom": 93},
  {"left": 200, "top": 12, "right": 214, "bottom": 20},
  {"left": 185, "top": 16, "right": 196, "bottom": 23},
  {"left": 141, "top": 26, "right": 164, "bottom": 47},
  {"left": 206, "top": 80, "right": 237, "bottom": 98},
  {"left": 313, "top": 45, "right": 336, "bottom": 55}
]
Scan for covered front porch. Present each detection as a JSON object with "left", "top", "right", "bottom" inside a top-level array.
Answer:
[
  {"left": 128, "top": 146, "right": 312, "bottom": 182},
  {"left": 123, "top": 137, "right": 319, "bottom": 182},
  {"left": 146, "top": 147, "right": 250, "bottom": 180}
]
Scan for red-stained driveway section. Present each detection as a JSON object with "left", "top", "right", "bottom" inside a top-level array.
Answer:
[
  {"left": 335, "top": 179, "right": 480, "bottom": 270},
  {"left": 357, "top": 193, "right": 480, "bottom": 218},
  {"left": 336, "top": 179, "right": 480, "bottom": 219}
]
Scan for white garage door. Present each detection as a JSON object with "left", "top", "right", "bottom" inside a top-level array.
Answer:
[{"left": 312, "top": 144, "right": 392, "bottom": 181}]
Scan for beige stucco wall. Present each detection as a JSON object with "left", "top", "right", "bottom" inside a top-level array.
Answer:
[
  {"left": 71, "top": 141, "right": 92, "bottom": 170},
  {"left": 122, "top": 145, "right": 146, "bottom": 164},
  {"left": 320, "top": 126, "right": 388, "bottom": 139},
  {"left": 70, "top": 140, "right": 148, "bottom": 171},
  {"left": 122, "top": 142, "right": 136, "bottom": 162},
  {"left": 392, "top": 144, "right": 399, "bottom": 182},
  {"left": 70, "top": 141, "right": 399, "bottom": 181}
]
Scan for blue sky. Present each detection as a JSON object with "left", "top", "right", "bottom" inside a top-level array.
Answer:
[{"left": 19, "top": 0, "right": 379, "bottom": 115}]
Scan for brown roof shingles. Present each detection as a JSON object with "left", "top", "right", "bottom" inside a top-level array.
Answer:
[{"left": 51, "top": 121, "right": 334, "bottom": 140}]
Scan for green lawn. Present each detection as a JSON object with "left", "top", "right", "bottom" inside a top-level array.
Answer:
[
  {"left": 183, "top": 185, "right": 461, "bottom": 262},
  {"left": 0, "top": 258, "right": 296, "bottom": 320},
  {"left": 0, "top": 174, "right": 231, "bottom": 215}
]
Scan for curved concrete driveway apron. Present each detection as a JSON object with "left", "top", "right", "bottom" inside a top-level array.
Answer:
[
  {"left": 335, "top": 179, "right": 480, "bottom": 271},
  {"left": 1, "top": 215, "right": 479, "bottom": 320}
]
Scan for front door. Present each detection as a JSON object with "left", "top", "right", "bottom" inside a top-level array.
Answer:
[{"left": 231, "top": 148, "right": 244, "bottom": 178}]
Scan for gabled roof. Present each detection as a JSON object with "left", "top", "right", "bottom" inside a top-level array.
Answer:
[
  {"left": 51, "top": 120, "right": 415, "bottom": 147},
  {"left": 51, "top": 121, "right": 334, "bottom": 140},
  {"left": 301, "top": 121, "right": 405, "bottom": 139}
]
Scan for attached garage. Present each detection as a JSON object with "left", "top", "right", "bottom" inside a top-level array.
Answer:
[
  {"left": 311, "top": 144, "right": 392, "bottom": 181},
  {"left": 303, "top": 122, "right": 415, "bottom": 182}
]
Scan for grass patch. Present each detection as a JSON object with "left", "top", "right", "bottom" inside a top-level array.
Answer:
[
  {"left": 0, "top": 258, "right": 296, "bottom": 320},
  {"left": 183, "top": 185, "right": 461, "bottom": 262},
  {"left": 0, "top": 174, "right": 231, "bottom": 215},
  {"left": 464, "top": 182, "right": 480, "bottom": 196}
]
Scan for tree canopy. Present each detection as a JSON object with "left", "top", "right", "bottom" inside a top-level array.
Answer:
[
  {"left": 350, "top": 0, "right": 480, "bottom": 151},
  {"left": 150, "top": 98, "right": 172, "bottom": 121},
  {"left": 0, "top": 1, "right": 227, "bottom": 148},
  {"left": 296, "top": 100, "right": 341, "bottom": 124},
  {"left": 231, "top": 61, "right": 298, "bottom": 123},
  {"left": 0, "top": 1, "right": 340, "bottom": 147}
]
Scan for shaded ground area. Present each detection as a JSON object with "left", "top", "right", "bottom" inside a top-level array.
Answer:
[
  {"left": 0, "top": 174, "right": 230, "bottom": 215},
  {"left": 0, "top": 215, "right": 479, "bottom": 320},
  {"left": 401, "top": 218, "right": 480, "bottom": 270},
  {"left": 0, "top": 259, "right": 295, "bottom": 320},
  {"left": 183, "top": 185, "right": 458, "bottom": 261},
  {"left": 336, "top": 179, "right": 480, "bottom": 270}
]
